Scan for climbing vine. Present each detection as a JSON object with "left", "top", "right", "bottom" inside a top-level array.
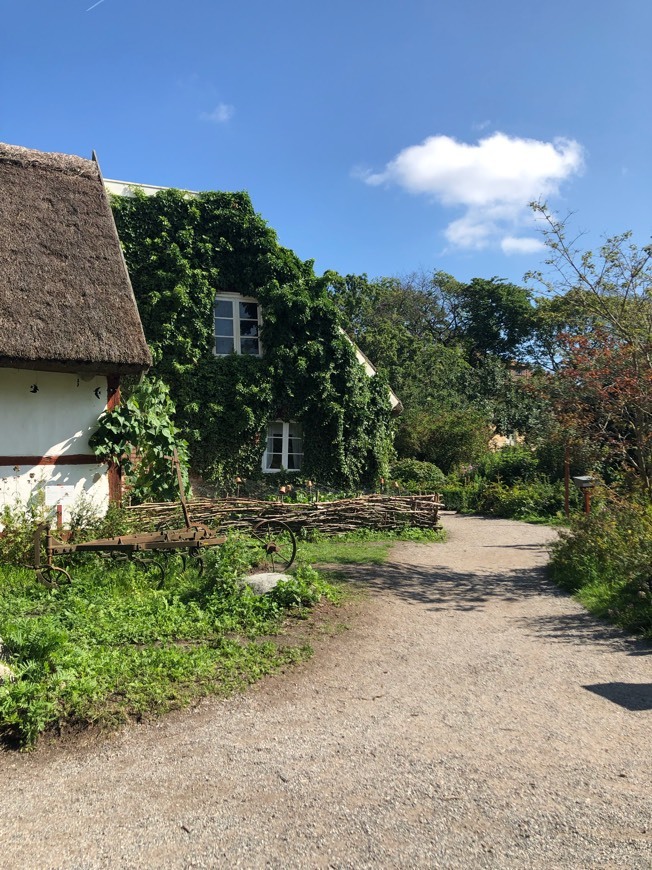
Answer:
[
  {"left": 90, "top": 377, "right": 190, "bottom": 502},
  {"left": 110, "top": 188, "right": 393, "bottom": 488}
]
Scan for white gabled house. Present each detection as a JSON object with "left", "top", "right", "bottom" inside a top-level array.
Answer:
[{"left": 0, "top": 144, "right": 151, "bottom": 522}]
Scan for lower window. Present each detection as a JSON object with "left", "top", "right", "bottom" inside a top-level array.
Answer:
[{"left": 262, "top": 421, "right": 303, "bottom": 472}]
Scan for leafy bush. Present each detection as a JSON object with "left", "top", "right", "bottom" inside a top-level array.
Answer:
[
  {"left": 441, "top": 474, "right": 580, "bottom": 520},
  {"left": 476, "top": 446, "right": 539, "bottom": 486},
  {"left": 0, "top": 496, "right": 49, "bottom": 567},
  {"left": 270, "top": 565, "right": 341, "bottom": 609},
  {"left": 549, "top": 500, "right": 652, "bottom": 635},
  {"left": 396, "top": 407, "right": 491, "bottom": 474},
  {"left": 478, "top": 478, "right": 564, "bottom": 519},
  {"left": 90, "top": 377, "right": 190, "bottom": 503},
  {"left": 390, "top": 459, "right": 446, "bottom": 492},
  {"left": 439, "top": 479, "right": 485, "bottom": 514}
]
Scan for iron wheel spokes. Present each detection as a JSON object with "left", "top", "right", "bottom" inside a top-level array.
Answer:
[
  {"left": 251, "top": 520, "right": 297, "bottom": 572},
  {"left": 37, "top": 565, "right": 72, "bottom": 588}
]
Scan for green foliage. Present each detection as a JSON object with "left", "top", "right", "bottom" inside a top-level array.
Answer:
[
  {"left": 111, "top": 190, "right": 393, "bottom": 489},
  {"left": 396, "top": 407, "right": 491, "bottom": 474},
  {"left": 475, "top": 478, "right": 566, "bottom": 520},
  {"left": 476, "top": 446, "right": 540, "bottom": 486},
  {"left": 0, "top": 531, "right": 338, "bottom": 747},
  {"left": 440, "top": 455, "right": 582, "bottom": 520},
  {"left": 90, "top": 377, "right": 190, "bottom": 502},
  {"left": 329, "top": 270, "right": 548, "bottom": 469},
  {"left": 271, "top": 565, "right": 342, "bottom": 609},
  {"left": 390, "top": 459, "right": 446, "bottom": 492},
  {"left": 549, "top": 501, "right": 652, "bottom": 636},
  {"left": 453, "top": 277, "right": 536, "bottom": 361},
  {"left": 0, "top": 495, "right": 48, "bottom": 567}
]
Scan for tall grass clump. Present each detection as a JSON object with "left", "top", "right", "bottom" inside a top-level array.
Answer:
[{"left": 549, "top": 499, "right": 652, "bottom": 636}]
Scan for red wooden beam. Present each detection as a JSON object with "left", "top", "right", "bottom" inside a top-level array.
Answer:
[
  {"left": 0, "top": 455, "right": 101, "bottom": 466},
  {"left": 106, "top": 374, "right": 122, "bottom": 504}
]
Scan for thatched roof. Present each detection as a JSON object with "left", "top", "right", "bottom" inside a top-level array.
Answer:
[{"left": 0, "top": 143, "right": 151, "bottom": 374}]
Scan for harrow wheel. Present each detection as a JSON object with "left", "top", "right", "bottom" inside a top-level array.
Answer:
[
  {"left": 37, "top": 565, "right": 73, "bottom": 588},
  {"left": 251, "top": 520, "right": 297, "bottom": 572}
]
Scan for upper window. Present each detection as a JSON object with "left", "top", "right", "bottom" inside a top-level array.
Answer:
[
  {"left": 214, "top": 294, "right": 261, "bottom": 356},
  {"left": 262, "top": 421, "right": 303, "bottom": 473}
]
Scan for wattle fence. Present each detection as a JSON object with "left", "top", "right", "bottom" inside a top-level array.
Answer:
[{"left": 127, "top": 494, "right": 443, "bottom": 535}]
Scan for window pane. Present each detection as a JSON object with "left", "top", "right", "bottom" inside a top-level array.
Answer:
[
  {"left": 215, "top": 337, "right": 234, "bottom": 355},
  {"left": 214, "top": 317, "right": 234, "bottom": 337},
  {"left": 267, "top": 452, "right": 282, "bottom": 469},
  {"left": 240, "top": 320, "right": 259, "bottom": 337},
  {"left": 287, "top": 453, "right": 302, "bottom": 470},
  {"left": 214, "top": 300, "right": 232, "bottom": 318},
  {"left": 287, "top": 434, "right": 302, "bottom": 454},
  {"left": 239, "top": 302, "right": 258, "bottom": 320},
  {"left": 241, "top": 338, "right": 260, "bottom": 355}
]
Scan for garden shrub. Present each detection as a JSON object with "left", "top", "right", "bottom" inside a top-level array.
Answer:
[
  {"left": 90, "top": 376, "right": 190, "bottom": 503},
  {"left": 440, "top": 473, "right": 580, "bottom": 520},
  {"left": 390, "top": 459, "right": 446, "bottom": 493},
  {"left": 477, "top": 478, "right": 563, "bottom": 519},
  {"left": 549, "top": 500, "right": 652, "bottom": 636},
  {"left": 0, "top": 496, "right": 48, "bottom": 567},
  {"left": 477, "top": 446, "right": 539, "bottom": 486},
  {"left": 395, "top": 407, "right": 492, "bottom": 474}
]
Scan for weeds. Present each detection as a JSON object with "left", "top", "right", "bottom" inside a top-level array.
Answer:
[
  {"left": 0, "top": 533, "right": 338, "bottom": 748},
  {"left": 549, "top": 500, "right": 652, "bottom": 637}
]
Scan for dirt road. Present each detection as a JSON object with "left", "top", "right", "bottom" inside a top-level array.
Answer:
[{"left": 1, "top": 515, "right": 651, "bottom": 869}]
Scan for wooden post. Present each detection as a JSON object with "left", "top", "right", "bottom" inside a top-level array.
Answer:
[
  {"left": 106, "top": 374, "right": 122, "bottom": 504},
  {"left": 584, "top": 488, "right": 591, "bottom": 516},
  {"left": 564, "top": 444, "right": 570, "bottom": 519}
]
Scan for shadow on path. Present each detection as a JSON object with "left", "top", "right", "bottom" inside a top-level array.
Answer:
[
  {"left": 325, "top": 560, "right": 561, "bottom": 612},
  {"left": 515, "top": 610, "right": 652, "bottom": 656},
  {"left": 323, "top": 538, "right": 652, "bottom": 657},
  {"left": 583, "top": 682, "right": 652, "bottom": 711}
]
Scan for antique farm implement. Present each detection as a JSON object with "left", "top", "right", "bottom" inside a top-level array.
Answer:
[{"left": 33, "top": 452, "right": 296, "bottom": 586}]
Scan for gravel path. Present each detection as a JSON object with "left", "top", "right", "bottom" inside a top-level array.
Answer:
[{"left": 2, "top": 515, "right": 651, "bottom": 869}]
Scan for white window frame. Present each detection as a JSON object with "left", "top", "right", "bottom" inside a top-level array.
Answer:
[
  {"left": 262, "top": 421, "right": 303, "bottom": 473},
  {"left": 213, "top": 293, "right": 262, "bottom": 357}
]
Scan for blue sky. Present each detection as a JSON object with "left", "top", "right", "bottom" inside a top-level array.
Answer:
[{"left": 2, "top": 1, "right": 650, "bottom": 286}]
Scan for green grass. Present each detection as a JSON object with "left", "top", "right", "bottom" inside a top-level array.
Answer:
[
  {"left": 0, "top": 535, "right": 339, "bottom": 748},
  {"left": 296, "top": 526, "right": 445, "bottom": 566},
  {"left": 0, "top": 526, "right": 445, "bottom": 748}
]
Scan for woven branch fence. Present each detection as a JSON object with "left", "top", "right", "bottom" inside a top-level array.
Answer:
[{"left": 127, "top": 494, "right": 443, "bottom": 536}]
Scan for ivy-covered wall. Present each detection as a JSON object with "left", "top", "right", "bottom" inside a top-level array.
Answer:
[{"left": 111, "top": 189, "right": 393, "bottom": 488}]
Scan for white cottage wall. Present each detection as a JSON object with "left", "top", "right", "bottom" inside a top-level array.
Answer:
[{"left": 0, "top": 368, "right": 110, "bottom": 524}]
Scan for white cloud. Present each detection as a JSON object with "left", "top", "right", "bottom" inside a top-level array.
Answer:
[
  {"left": 501, "top": 236, "right": 546, "bottom": 255},
  {"left": 362, "top": 132, "right": 584, "bottom": 251},
  {"left": 200, "top": 103, "right": 234, "bottom": 124}
]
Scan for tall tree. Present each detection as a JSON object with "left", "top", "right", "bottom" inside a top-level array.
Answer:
[{"left": 528, "top": 203, "right": 652, "bottom": 491}]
